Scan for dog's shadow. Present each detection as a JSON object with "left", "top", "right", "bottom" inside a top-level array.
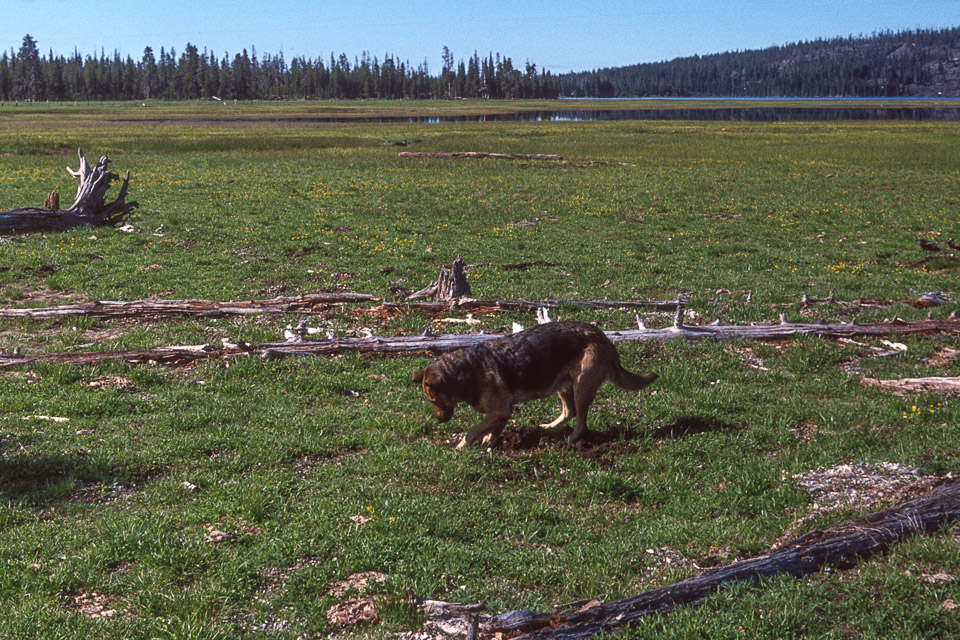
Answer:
[
  {"left": 0, "top": 452, "right": 149, "bottom": 507},
  {"left": 494, "top": 415, "right": 733, "bottom": 455},
  {"left": 648, "top": 415, "right": 734, "bottom": 440}
]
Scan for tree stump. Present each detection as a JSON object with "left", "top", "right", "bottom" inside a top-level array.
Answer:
[
  {"left": 408, "top": 256, "right": 472, "bottom": 300},
  {"left": 0, "top": 148, "right": 138, "bottom": 234},
  {"left": 43, "top": 190, "right": 59, "bottom": 210}
]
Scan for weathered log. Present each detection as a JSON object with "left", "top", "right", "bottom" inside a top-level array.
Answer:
[
  {"left": 384, "top": 296, "right": 683, "bottom": 313},
  {"left": 861, "top": 375, "right": 960, "bottom": 396},
  {"left": 2, "top": 316, "right": 959, "bottom": 369},
  {"left": 0, "top": 149, "right": 137, "bottom": 234},
  {"left": 408, "top": 256, "right": 472, "bottom": 301},
  {"left": 413, "top": 480, "right": 960, "bottom": 639},
  {"left": 398, "top": 151, "right": 562, "bottom": 160},
  {"left": 0, "top": 292, "right": 378, "bottom": 320},
  {"left": 0, "top": 294, "right": 679, "bottom": 322}
]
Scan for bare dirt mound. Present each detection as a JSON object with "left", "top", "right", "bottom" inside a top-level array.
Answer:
[{"left": 495, "top": 425, "right": 637, "bottom": 466}]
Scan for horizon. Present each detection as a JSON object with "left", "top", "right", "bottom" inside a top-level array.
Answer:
[{"left": 2, "top": 0, "right": 957, "bottom": 74}]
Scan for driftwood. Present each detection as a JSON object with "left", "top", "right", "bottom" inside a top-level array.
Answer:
[
  {"left": 2, "top": 316, "right": 960, "bottom": 369},
  {"left": 0, "top": 292, "right": 377, "bottom": 321},
  {"left": 412, "top": 480, "right": 960, "bottom": 639},
  {"left": 861, "top": 375, "right": 960, "bottom": 396},
  {"left": 398, "top": 151, "right": 562, "bottom": 161},
  {"left": 0, "top": 149, "right": 137, "bottom": 234},
  {"left": 407, "top": 256, "right": 472, "bottom": 300}
]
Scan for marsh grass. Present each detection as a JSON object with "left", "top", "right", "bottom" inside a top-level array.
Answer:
[{"left": 0, "top": 101, "right": 958, "bottom": 638}]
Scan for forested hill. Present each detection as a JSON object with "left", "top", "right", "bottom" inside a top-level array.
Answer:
[{"left": 558, "top": 27, "right": 960, "bottom": 97}]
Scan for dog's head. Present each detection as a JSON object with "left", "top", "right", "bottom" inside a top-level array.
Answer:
[{"left": 412, "top": 364, "right": 457, "bottom": 423}]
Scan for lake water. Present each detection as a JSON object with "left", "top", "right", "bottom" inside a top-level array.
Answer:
[
  {"left": 399, "top": 107, "right": 960, "bottom": 123},
  {"left": 192, "top": 106, "right": 960, "bottom": 124}
]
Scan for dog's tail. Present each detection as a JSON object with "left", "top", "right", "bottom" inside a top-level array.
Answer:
[{"left": 610, "top": 362, "right": 658, "bottom": 391}]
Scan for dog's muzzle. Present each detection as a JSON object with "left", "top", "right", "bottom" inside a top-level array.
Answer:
[{"left": 434, "top": 405, "right": 454, "bottom": 423}]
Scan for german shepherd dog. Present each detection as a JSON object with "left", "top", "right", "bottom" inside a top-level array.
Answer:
[{"left": 413, "top": 321, "right": 657, "bottom": 448}]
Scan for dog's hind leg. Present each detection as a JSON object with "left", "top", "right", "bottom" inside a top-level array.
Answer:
[
  {"left": 541, "top": 388, "right": 576, "bottom": 433},
  {"left": 568, "top": 371, "right": 604, "bottom": 444}
]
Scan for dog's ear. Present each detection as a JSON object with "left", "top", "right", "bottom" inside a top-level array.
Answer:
[{"left": 412, "top": 368, "right": 425, "bottom": 383}]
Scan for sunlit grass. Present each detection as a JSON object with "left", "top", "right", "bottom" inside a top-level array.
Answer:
[{"left": 0, "top": 102, "right": 958, "bottom": 638}]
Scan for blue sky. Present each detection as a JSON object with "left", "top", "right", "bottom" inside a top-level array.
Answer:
[{"left": 3, "top": 0, "right": 957, "bottom": 72}]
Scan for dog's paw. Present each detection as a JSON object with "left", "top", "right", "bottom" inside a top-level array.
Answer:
[
  {"left": 455, "top": 437, "right": 469, "bottom": 451},
  {"left": 480, "top": 433, "right": 500, "bottom": 449}
]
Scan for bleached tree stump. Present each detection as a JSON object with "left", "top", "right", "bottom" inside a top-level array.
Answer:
[
  {"left": 408, "top": 256, "right": 472, "bottom": 301},
  {"left": 0, "top": 148, "right": 138, "bottom": 234}
]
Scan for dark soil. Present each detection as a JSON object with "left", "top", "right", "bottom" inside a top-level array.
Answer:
[{"left": 491, "top": 425, "right": 638, "bottom": 466}]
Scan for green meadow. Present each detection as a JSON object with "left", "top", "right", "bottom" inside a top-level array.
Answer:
[{"left": 0, "top": 100, "right": 958, "bottom": 638}]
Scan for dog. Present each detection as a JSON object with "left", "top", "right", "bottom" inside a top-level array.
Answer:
[{"left": 413, "top": 321, "right": 657, "bottom": 448}]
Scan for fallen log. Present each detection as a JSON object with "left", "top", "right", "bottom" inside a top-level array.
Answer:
[
  {"left": 413, "top": 479, "right": 960, "bottom": 639},
  {"left": 0, "top": 292, "right": 378, "bottom": 320},
  {"left": 398, "top": 151, "right": 562, "bottom": 160},
  {"left": 0, "top": 294, "right": 680, "bottom": 321},
  {"left": 0, "top": 149, "right": 137, "bottom": 234},
  {"left": 383, "top": 296, "right": 683, "bottom": 313},
  {"left": 4, "top": 290, "right": 942, "bottom": 323},
  {"left": 861, "top": 375, "right": 960, "bottom": 396},
  {"left": 2, "top": 316, "right": 959, "bottom": 369}
]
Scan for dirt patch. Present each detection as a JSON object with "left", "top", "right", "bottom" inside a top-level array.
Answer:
[
  {"left": 924, "top": 347, "right": 960, "bottom": 369},
  {"left": 257, "top": 558, "right": 320, "bottom": 601},
  {"left": 89, "top": 376, "right": 134, "bottom": 390},
  {"left": 64, "top": 591, "right": 121, "bottom": 619},
  {"left": 326, "top": 596, "right": 380, "bottom": 627},
  {"left": 71, "top": 481, "right": 135, "bottom": 504},
  {"left": 325, "top": 571, "right": 387, "bottom": 628},
  {"left": 328, "top": 571, "right": 387, "bottom": 598},
  {"left": 0, "top": 264, "right": 58, "bottom": 276},
  {"left": 637, "top": 546, "right": 690, "bottom": 583},
  {"left": 778, "top": 462, "right": 950, "bottom": 546},
  {"left": 0, "top": 287, "right": 82, "bottom": 306},
  {"left": 291, "top": 448, "right": 366, "bottom": 479},
  {"left": 442, "top": 425, "right": 638, "bottom": 466}
]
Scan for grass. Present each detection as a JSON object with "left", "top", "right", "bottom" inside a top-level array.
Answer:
[{"left": 0, "top": 100, "right": 959, "bottom": 638}]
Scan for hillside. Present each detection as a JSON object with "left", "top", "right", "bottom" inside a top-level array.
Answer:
[{"left": 558, "top": 26, "right": 960, "bottom": 97}]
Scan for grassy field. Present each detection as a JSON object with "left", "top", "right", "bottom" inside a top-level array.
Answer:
[{"left": 1, "top": 100, "right": 959, "bottom": 638}]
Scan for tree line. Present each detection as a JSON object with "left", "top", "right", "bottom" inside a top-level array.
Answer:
[
  {"left": 0, "top": 36, "right": 559, "bottom": 102},
  {"left": 558, "top": 26, "right": 960, "bottom": 97}
]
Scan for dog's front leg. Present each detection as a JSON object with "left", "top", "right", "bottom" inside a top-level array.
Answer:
[{"left": 456, "top": 412, "right": 511, "bottom": 450}]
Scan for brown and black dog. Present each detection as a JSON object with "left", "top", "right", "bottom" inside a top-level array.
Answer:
[{"left": 413, "top": 321, "right": 657, "bottom": 448}]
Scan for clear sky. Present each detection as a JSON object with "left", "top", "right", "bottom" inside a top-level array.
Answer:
[{"left": 3, "top": 0, "right": 957, "bottom": 73}]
